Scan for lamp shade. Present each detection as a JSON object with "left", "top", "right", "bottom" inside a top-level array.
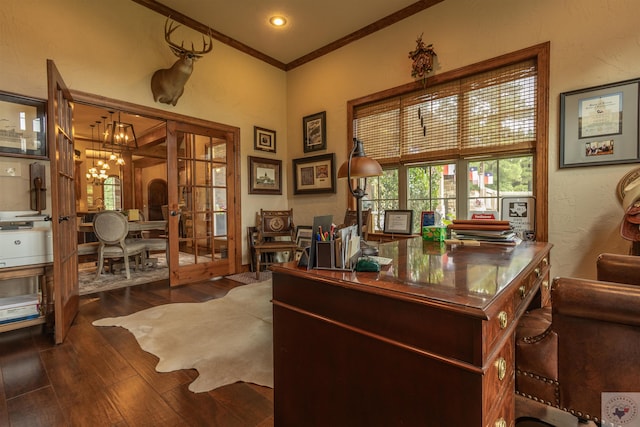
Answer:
[
  {"left": 338, "top": 156, "right": 382, "bottom": 178},
  {"left": 338, "top": 138, "right": 383, "bottom": 178}
]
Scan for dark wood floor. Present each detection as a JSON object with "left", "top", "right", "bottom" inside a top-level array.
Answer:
[{"left": 0, "top": 278, "right": 274, "bottom": 427}]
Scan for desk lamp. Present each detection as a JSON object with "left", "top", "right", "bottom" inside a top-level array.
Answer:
[{"left": 338, "top": 138, "right": 383, "bottom": 256}]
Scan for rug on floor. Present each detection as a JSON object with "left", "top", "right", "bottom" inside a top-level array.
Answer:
[
  {"left": 92, "top": 280, "right": 273, "bottom": 393},
  {"left": 79, "top": 254, "right": 168, "bottom": 295},
  {"left": 226, "top": 270, "right": 271, "bottom": 284}
]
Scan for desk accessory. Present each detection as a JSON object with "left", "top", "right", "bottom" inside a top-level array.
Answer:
[{"left": 337, "top": 138, "right": 383, "bottom": 256}]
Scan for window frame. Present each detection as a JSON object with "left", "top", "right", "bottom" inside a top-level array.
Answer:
[{"left": 346, "top": 42, "right": 549, "bottom": 241}]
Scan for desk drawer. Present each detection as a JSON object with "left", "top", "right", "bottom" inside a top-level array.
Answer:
[
  {"left": 483, "top": 336, "right": 515, "bottom": 416},
  {"left": 485, "top": 252, "right": 551, "bottom": 358}
]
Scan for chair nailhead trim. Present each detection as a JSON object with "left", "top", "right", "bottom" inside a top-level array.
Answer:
[{"left": 522, "top": 327, "right": 552, "bottom": 344}]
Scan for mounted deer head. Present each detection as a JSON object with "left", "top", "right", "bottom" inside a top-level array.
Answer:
[{"left": 151, "top": 19, "right": 213, "bottom": 106}]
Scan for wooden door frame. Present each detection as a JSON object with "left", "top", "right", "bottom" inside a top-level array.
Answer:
[{"left": 70, "top": 90, "right": 243, "bottom": 274}]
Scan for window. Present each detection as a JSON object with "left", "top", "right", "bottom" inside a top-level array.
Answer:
[
  {"left": 349, "top": 43, "right": 549, "bottom": 240},
  {"left": 103, "top": 176, "right": 122, "bottom": 211}
]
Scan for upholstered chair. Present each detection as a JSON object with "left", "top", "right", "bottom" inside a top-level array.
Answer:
[
  {"left": 515, "top": 253, "right": 640, "bottom": 425},
  {"left": 93, "top": 211, "right": 147, "bottom": 280}
]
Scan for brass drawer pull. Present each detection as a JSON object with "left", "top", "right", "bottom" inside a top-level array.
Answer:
[
  {"left": 519, "top": 285, "right": 526, "bottom": 299},
  {"left": 542, "top": 280, "right": 549, "bottom": 290},
  {"left": 535, "top": 267, "right": 541, "bottom": 278},
  {"left": 543, "top": 257, "right": 549, "bottom": 266},
  {"left": 497, "top": 311, "right": 508, "bottom": 329},
  {"left": 495, "top": 357, "right": 507, "bottom": 381},
  {"left": 495, "top": 418, "right": 507, "bottom": 427}
]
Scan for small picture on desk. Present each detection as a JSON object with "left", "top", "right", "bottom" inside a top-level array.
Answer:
[
  {"left": 383, "top": 210, "right": 413, "bottom": 235},
  {"left": 295, "top": 225, "right": 313, "bottom": 250}
]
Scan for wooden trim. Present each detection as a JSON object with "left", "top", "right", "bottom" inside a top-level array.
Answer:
[
  {"left": 347, "top": 42, "right": 551, "bottom": 241},
  {"left": 130, "top": 0, "right": 286, "bottom": 70},
  {"left": 131, "top": 0, "right": 443, "bottom": 71},
  {"left": 285, "top": 0, "right": 444, "bottom": 70},
  {"left": 71, "top": 90, "right": 238, "bottom": 133}
]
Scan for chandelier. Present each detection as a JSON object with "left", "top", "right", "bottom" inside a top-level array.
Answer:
[
  {"left": 85, "top": 122, "right": 109, "bottom": 185},
  {"left": 103, "top": 111, "right": 137, "bottom": 164}
]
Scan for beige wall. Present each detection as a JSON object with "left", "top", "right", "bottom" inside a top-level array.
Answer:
[
  {"left": 286, "top": 0, "right": 640, "bottom": 279},
  {"left": 1, "top": 0, "right": 638, "bottom": 277},
  {"left": 0, "top": 0, "right": 287, "bottom": 265}
]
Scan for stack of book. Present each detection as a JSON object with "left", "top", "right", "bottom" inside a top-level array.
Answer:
[
  {"left": 0, "top": 294, "right": 41, "bottom": 325},
  {"left": 447, "top": 219, "right": 521, "bottom": 245}
]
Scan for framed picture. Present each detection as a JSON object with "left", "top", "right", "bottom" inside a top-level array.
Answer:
[
  {"left": 420, "top": 211, "right": 436, "bottom": 227},
  {"left": 294, "top": 225, "right": 313, "bottom": 262},
  {"left": 248, "top": 156, "right": 282, "bottom": 195},
  {"left": 295, "top": 225, "right": 313, "bottom": 249},
  {"left": 383, "top": 210, "right": 413, "bottom": 235},
  {"left": 560, "top": 78, "right": 640, "bottom": 168},
  {"left": 292, "top": 153, "right": 335, "bottom": 195},
  {"left": 303, "top": 111, "right": 326, "bottom": 152},
  {"left": 0, "top": 91, "right": 47, "bottom": 159},
  {"left": 254, "top": 126, "right": 276, "bottom": 153}
]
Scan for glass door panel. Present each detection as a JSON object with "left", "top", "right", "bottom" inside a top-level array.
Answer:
[{"left": 167, "top": 121, "right": 236, "bottom": 285}]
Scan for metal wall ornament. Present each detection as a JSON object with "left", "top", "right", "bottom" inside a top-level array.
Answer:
[{"left": 408, "top": 34, "right": 436, "bottom": 86}]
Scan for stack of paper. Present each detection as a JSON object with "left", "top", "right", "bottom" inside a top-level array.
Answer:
[
  {"left": 0, "top": 294, "right": 41, "bottom": 324},
  {"left": 448, "top": 220, "right": 521, "bottom": 245}
]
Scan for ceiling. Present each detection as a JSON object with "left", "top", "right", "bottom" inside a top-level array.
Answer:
[
  {"left": 149, "top": 0, "right": 428, "bottom": 66},
  {"left": 75, "top": 0, "right": 441, "bottom": 143}
]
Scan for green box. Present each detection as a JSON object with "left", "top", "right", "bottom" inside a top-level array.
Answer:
[{"left": 422, "top": 226, "right": 446, "bottom": 241}]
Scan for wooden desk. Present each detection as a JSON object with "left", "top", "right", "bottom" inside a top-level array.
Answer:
[
  {"left": 366, "top": 232, "right": 420, "bottom": 243},
  {"left": 271, "top": 238, "right": 552, "bottom": 426}
]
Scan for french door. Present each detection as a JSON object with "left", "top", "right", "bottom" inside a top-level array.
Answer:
[
  {"left": 166, "top": 120, "right": 239, "bottom": 285},
  {"left": 47, "top": 60, "right": 79, "bottom": 343}
]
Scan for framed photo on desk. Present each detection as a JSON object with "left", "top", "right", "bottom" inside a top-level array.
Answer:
[{"left": 383, "top": 210, "right": 413, "bottom": 234}]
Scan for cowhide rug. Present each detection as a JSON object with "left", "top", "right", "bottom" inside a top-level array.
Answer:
[{"left": 92, "top": 280, "right": 273, "bottom": 392}]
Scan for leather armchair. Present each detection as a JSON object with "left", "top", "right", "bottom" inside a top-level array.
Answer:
[
  {"left": 596, "top": 252, "right": 640, "bottom": 284},
  {"left": 515, "top": 253, "right": 640, "bottom": 425}
]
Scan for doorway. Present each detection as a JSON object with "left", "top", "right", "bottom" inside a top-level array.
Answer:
[
  {"left": 71, "top": 91, "right": 242, "bottom": 284},
  {"left": 147, "top": 179, "right": 167, "bottom": 221}
]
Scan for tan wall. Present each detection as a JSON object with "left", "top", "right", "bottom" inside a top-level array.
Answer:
[
  {"left": 286, "top": 0, "right": 640, "bottom": 279},
  {"left": 0, "top": 0, "right": 287, "bottom": 265},
  {"left": 1, "top": 0, "right": 639, "bottom": 276}
]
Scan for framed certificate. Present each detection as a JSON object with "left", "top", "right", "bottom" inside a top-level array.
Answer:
[{"left": 560, "top": 79, "right": 639, "bottom": 168}]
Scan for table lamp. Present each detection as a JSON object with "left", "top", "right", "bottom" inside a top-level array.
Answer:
[{"left": 338, "top": 138, "right": 383, "bottom": 256}]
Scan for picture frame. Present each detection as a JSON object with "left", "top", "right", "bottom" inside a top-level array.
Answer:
[
  {"left": 302, "top": 111, "right": 326, "bottom": 152},
  {"left": 248, "top": 156, "right": 282, "bottom": 195},
  {"left": 295, "top": 225, "right": 313, "bottom": 249},
  {"left": 294, "top": 225, "right": 313, "bottom": 262},
  {"left": 383, "top": 210, "right": 414, "bottom": 235},
  {"left": 0, "top": 91, "right": 47, "bottom": 159},
  {"left": 560, "top": 78, "right": 640, "bottom": 168},
  {"left": 292, "top": 153, "right": 335, "bottom": 195},
  {"left": 254, "top": 126, "right": 276, "bottom": 153},
  {"left": 420, "top": 211, "right": 435, "bottom": 227}
]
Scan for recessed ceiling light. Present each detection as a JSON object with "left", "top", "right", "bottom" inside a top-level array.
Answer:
[{"left": 269, "top": 16, "right": 287, "bottom": 27}]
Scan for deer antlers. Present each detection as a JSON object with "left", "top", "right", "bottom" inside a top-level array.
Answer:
[{"left": 164, "top": 19, "right": 213, "bottom": 58}]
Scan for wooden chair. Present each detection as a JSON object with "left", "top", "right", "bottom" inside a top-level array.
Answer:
[
  {"left": 93, "top": 211, "right": 147, "bottom": 280},
  {"left": 342, "top": 208, "right": 371, "bottom": 239},
  {"left": 253, "top": 209, "right": 297, "bottom": 279}
]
